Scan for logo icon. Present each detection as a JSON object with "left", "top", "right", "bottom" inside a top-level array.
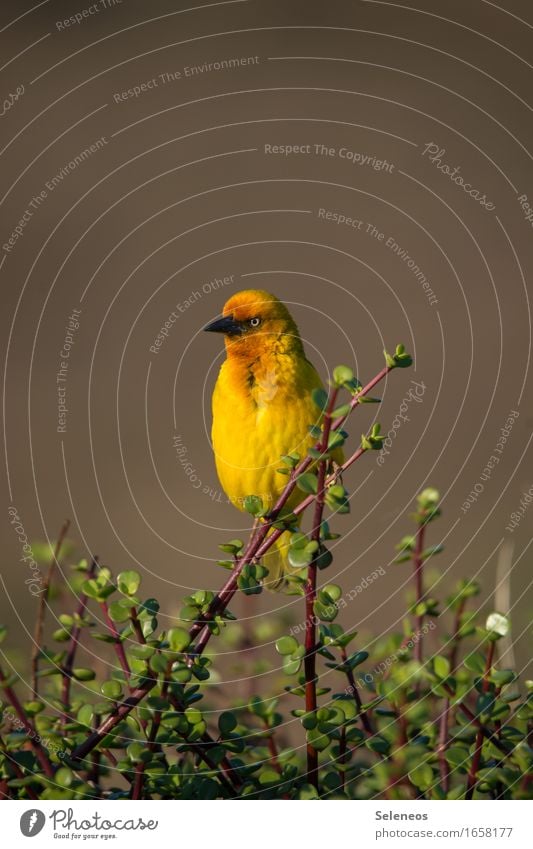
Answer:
[{"left": 20, "top": 810, "right": 46, "bottom": 837}]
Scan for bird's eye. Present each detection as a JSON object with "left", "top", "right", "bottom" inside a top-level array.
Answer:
[{"left": 249, "top": 317, "right": 261, "bottom": 327}]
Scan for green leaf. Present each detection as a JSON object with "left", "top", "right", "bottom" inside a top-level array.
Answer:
[
  {"left": 316, "top": 545, "right": 333, "bottom": 570},
  {"left": 55, "top": 767, "right": 74, "bottom": 788},
  {"left": 283, "top": 655, "right": 303, "bottom": 675},
  {"left": 127, "top": 742, "right": 149, "bottom": 764},
  {"left": 327, "top": 430, "right": 346, "bottom": 451},
  {"left": 489, "top": 669, "right": 516, "bottom": 687},
  {"left": 108, "top": 601, "right": 131, "bottom": 623},
  {"left": 464, "top": 652, "right": 486, "bottom": 675},
  {"left": 167, "top": 627, "right": 191, "bottom": 653},
  {"left": 281, "top": 453, "right": 300, "bottom": 467},
  {"left": 218, "top": 712, "right": 237, "bottom": 735},
  {"left": 445, "top": 747, "right": 470, "bottom": 770},
  {"left": 243, "top": 495, "right": 265, "bottom": 517},
  {"left": 434, "top": 655, "right": 451, "bottom": 680},
  {"left": 333, "top": 365, "right": 354, "bottom": 387},
  {"left": 313, "top": 600, "right": 338, "bottom": 622},
  {"left": 275, "top": 636, "right": 299, "bottom": 656},
  {"left": 117, "top": 570, "right": 141, "bottom": 596},
  {"left": 296, "top": 473, "right": 318, "bottom": 494},
  {"left": 101, "top": 680, "right": 123, "bottom": 700},
  {"left": 299, "top": 783, "right": 320, "bottom": 799},
  {"left": 306, "top": 726, "right": 331, "bottom": 751},
  {"left": 218, "top": 539, "right": 244, "bottom": 554},
  {"left": 311, "top": 387, "right": 328, "bottom": 410},
  {"left": 128, "top": 643, "right": 155, "bottom": 660},
  {"left": 301, "top": 711, "right": 317, "bottom": 730},
  {"left": 72, "top": 668, "right": 95, "bottom": 681},
  {"left": 421, "top": 544, "right": 444, "bottom": 560},
  {"left": 408, "top": 763, "right": 434, "bottom": 791},
  {"left": 363, "top": 422, "right": 384, "bottom": 451},
  {"left": 331, "top": 403, "right": 351, "bottom": 418},
  {"left": 347, "top": 650, "right": 369, "bottom": 669},
  {"left": 288, "top": 545, "right": 314, "bottom": 569},
  {"left": 259, "top": 768, "right": 282, "bottom": 786},
  {"left": 185, "top": 707, "right": 203, "bottom": 726},
  {"left": 322, "top": 584, "right": 342, "bottom": 602},
  {"left": 365, "top": 735, "right": 390, "bottom": 755},
  {"left": 76, "top": 704, "right": 93, "bottom": 727},
  {"left": 384, "top": 343, "right": 413, "bottom": 369}
]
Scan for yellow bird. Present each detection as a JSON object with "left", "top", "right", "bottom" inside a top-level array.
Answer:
[{"left": 204, "top": 289, "right": 341, "bottom": 590}]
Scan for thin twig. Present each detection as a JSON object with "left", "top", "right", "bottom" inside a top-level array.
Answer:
[
  {"left": 341, "top": 647, "right": 374, "bottom": 735},
  {"left": 304, "top": 387, "right": 338, "bottom": 790},
  {"left": 61, "top": 557, "right": 98, "bottom": 722},
  {"left": 438, "top": 595, "right": 468, "bottom": 794},
  {"left": 71, "top": 679, "right": 157, "bottom": 764},
  {"left": 412, "top": 522, "right": 426, "bottom": 665},
  {"left": 338, "top": 726, "right": 347, "bottom": 791},
  {"left": 101, "top": 601, "right": 131, "bottom": 679},
  {"left": 130, "top": 608, "right": 146, "bottom": 645},
  {"left": 31, "top": 520, "right": 70, "bottom": 696},
  {"left": 0, "top": 666, "right": 54, "bottom": 777},
  {"left": 466, "top": 640, "right": 495, "bottom": 799}
]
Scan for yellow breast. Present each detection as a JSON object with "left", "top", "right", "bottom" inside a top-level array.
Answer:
[{"left": 211, "top": 353, "right": 324, "bottom": 512}]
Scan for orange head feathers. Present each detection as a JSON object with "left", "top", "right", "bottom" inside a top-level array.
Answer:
[{"left": 203, "top": 289, "right": 303, "bottom": 358}]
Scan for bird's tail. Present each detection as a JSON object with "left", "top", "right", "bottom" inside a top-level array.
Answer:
[{"left": 261, "top": 525, "right": 302, "bottom": 592}]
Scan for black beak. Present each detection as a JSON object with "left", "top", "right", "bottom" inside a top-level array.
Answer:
[{"left": 203, "top": 315, "right": 242, "bottom": 335}]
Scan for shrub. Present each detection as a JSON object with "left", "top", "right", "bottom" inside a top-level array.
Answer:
[{"left": 1, "top": 346, "right": 531, "bottom": 800}]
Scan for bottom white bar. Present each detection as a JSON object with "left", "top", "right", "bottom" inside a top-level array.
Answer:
[{"left": 3, "top": 799, "right": 530, "bottom": 848}]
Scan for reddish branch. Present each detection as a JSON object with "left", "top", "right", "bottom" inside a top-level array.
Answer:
[
  {"left": 412, "top": 522, "right": 426, "bottom": 665},
  {"left": 101, "top": 602, "right": 131, "bottom": 680},
  {"left": 340, "top": 647, "right": 374, "bottom": 735},
  {"left": 71, "top": 680, "right": 157, "bottom": 763},
  {"left": 61, "top": 558, "right": 98, "bottom": 722},
  {"left": 465, "top": 640, "right": 495, "bottom": 799},
  {"left": 31, "top": 520, "right": 70, "bottom": 696},
  {"left": 304, "top": 387, "right": 338, "bottom": 790},
  {"left": 438, "top": 595, "right": 469, "bottom": 793},
  {"left": 0, "top": 666, "right": 54, "bottom": 777}
]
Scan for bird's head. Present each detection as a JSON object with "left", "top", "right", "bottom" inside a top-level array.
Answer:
[{"left": 204, "top": 289, "right": 303, "bottom": 358}]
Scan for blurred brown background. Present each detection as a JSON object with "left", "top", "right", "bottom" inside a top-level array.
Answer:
[{"left": 1, "top": 0, "right": 532, "bottom": 679}]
